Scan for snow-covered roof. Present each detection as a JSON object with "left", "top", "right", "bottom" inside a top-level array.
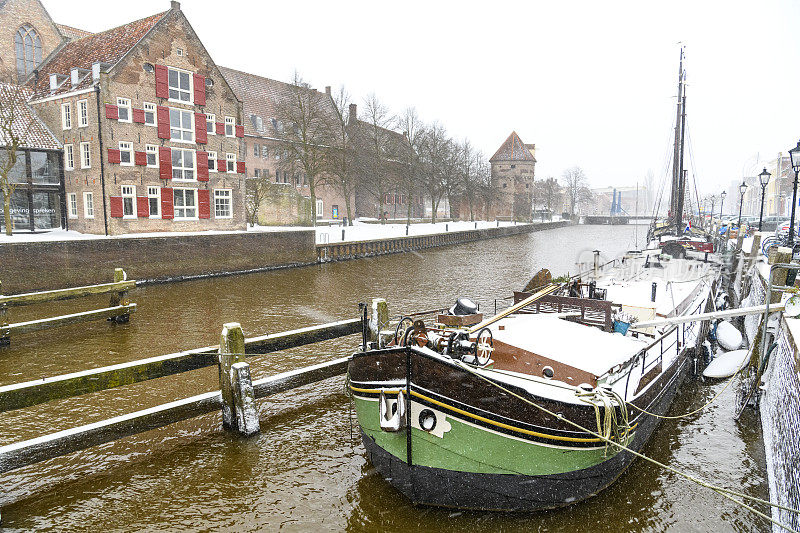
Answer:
[
  {"left": 491, "top": 314, "right": 647, "bottom": 376},
  {"left": 0, "top": 82, "right": 61, "bottom": 150}
]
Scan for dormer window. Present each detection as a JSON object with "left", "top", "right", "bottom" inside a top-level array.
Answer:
[{"left": 168, "top": 67, "right": 192, "bottom": 102}]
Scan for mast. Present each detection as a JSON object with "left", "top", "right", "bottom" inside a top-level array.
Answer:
[
  {"left": 676, "top": 87, "right": 687, "bottom": 232},
  {"left": 671, "top": 45, "right": 686, "bottom": 234}
]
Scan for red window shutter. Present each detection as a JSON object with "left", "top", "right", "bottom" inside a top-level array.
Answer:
[
  {"left": 237, "top": 161, "right": 245, "bottom": 174},
  {"left": 198, "top": 189, "right": 210, "bottom": 219},
  {"left": 160, "top": 187, "right": 174, "bottom": 219},
  {"left": 136, "top": 196, "right": 149, "bottom": 218},
  {"left": 132, "top": 108, "right": 145, "bottom": 123},
  {"left": 216, "top": 121, "right": 224, "bottom": 135},
  {"left": 196, "top": 151, "right": 209, "bottom": 181},
  {"left": 134, "top": 151, "right": 147, "bottom": 166},
  {"left": 194, "top": 113, "right": 207, "bottom": 144},
  {"left": 109, "top": 196, "right": 123, "bottom": 218},
  {"left": 105, "top": 104, "right": 119, "bottom": 120},
  {"left": 235, "top": 124, "right": 244, "bottom": 138},
  {"left": 107, "top": 148, "right": 121, "bottom": 164},
  {"left": 193, "top": 74, "right": 206, "bottom": 106},
  {"left": 157, "top": 105, "right": 170, "bottom": 139},
  {"left": 159, "top": 147, "right": 172, "bottom": 180},
  {"left": 155, "top": 64, "right": 169, "bottom": 99}
]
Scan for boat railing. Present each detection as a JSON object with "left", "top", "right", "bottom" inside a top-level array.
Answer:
[{"left": 512, "top": 291, "right": 620, "bottom": 332}]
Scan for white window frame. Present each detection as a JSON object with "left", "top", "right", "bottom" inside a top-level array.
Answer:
[
  {"left": 121, "top": 185, "right": 136, "bottom": 219},
  {"left": 173, "top": 187, "right": 198, "bottom": 220},
  {"left": 147, "top": 185, "right": 161, "bottom": 218},
  {"left": 214, "top": 188, "right": 232, "bottom": 219},
  {"left": 253, "top": 144, "right": 259, "bottom": 157},
  {"left": 143, "top": 102, "right": 156, "bottom": 127},
  {"left": 83, "top": 191, "right": 94, "bottom": 218},
  {"left": 80, "top": 142, "right": 91, "bottom": 169},
  {"left": 225, "top": 116, "right": 235, "bottom": 137},
  {"left": 116, "top": 97, "right": 132, "bottom": 123},
  {"left": 167, "top": 66, "right": 193, "bottom": 103},
  {"left": 316, "top": 199, "right": 323, "bottom": 219},
  {"left": 145, "top": 144, "right": 158, "bottom": 168},
  {"left": 171, "top": 148, "right": 196, "bottom": 181},
  {"left": 67, "top": 192, "right": 78, "bottom": 218},
  {"left": 119, "top": 141, "right": 133, "bottom": 166},
  {"left": 64, "top": 144, "right": 74, "bottom": 171},
  {"left": 169, "top": 107, "right": 194, "bottom": 143},
  {"left": 208, "top": 151, "right": 217, "bottom": 173},
  {"left": 77, "top": 99, "right": 88, "bottom": 127},
  {"left": 61, "top": 102, "right": 72, "bottom": 130},
  {"left": 225, "top": 153, "right": 235, "bottom": 173},
  {"left": 206, "top": 113, "right": 215, "bottom": 135}
]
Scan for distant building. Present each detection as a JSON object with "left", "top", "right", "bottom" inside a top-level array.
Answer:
[
  {"left": 489, "top": 131, "right": 535, "bottom": 221},
  {"left": 588, "top": 186, "right": 649, "bottom": 217}
]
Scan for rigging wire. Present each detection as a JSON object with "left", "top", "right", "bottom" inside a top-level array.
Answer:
[
  {"left": 451, "top": 359, "right": 800, "bottom": 532},
  {"left": 686, "top": 125, "right": 704, "bottom": 224}
]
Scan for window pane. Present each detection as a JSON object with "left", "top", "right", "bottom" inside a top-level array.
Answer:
[
  {"left": 168, "top": 69, "right": 178, "bottom": 87},
  {"left": 179, "top": 72, "right": 190, "bottom": 90},
  {"left": 185, "top": 191, "right": 195, "bottom": 207},
  {"left": 172, "top": 150, "right": 181, "bottom": 166},
  {"left": 169, "top": 89, "right": 179, "bottom": 100},
  {"left": 181, "top": 112, "right": 191, "bottom": 129}
]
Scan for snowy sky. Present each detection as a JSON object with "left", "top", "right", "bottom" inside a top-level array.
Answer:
[{"left": 47, "top": 0, "right": 800, "bottom": 195}]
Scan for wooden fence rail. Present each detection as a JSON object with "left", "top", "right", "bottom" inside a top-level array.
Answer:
[
  {"left": 0, "top": 318, "right": 360, "bottom": 413},
  {"left": 0, "top": 268, "right": 135, "bottom": 346}
]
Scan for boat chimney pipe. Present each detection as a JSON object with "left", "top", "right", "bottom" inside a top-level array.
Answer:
[
  {"left": 593, "top": 250, "right": 600, "bottom": 278},
  {"left": 651, "top": 282, "right": 657, "bottom": 302}
]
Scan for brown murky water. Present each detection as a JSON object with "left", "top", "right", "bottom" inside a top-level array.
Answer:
[{"left": 0, "top": 225, "right": 768, "bottom": 531}]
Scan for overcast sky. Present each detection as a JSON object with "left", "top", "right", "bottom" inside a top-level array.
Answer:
[{"left": 48, "top": 0, "right": 800, "bottom": 195}]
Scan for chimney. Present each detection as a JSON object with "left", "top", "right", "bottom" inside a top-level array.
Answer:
[
  {"left": 49, "top": 73, "right": 59, "bottom": 90},
  {"left": 70, "top": 67, "right": 80, "bottom": 87},
  {"left": 92, "top": 62, "right": 101, "bottom": 80},
  {"left": 349, "top": 103, "right": 357, "bottom": 124},
  {"left": 325, "top": 86, "right": 331, "bottom": 96},
  {"left": 171, "top": 1, "right": 180, "bottom": 10}
]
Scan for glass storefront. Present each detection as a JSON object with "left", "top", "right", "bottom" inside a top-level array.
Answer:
[{"left": 0, "top": 149, "right": 64, "bottom": 233}]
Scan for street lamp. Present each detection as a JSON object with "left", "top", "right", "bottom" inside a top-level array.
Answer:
[
  {"left": 720, "top": 190, "right": 727, "bottom": 220},
  {"left": 789, "top": 140, "right": 800, "bottom": 243},
  {"left": 758, "top": 167, "right": 771, "bottom": 231},
  {"left": 737, "top": 179, "right": 748, "bottom": 229}
]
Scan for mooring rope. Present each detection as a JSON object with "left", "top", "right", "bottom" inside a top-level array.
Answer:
[{"left": 453, "top": 360, "right": 800, "bottom": 533}]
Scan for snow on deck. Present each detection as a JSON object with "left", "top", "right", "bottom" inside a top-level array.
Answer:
[{"left": 490, "top": 314, "right": 647, "bottom": 376}]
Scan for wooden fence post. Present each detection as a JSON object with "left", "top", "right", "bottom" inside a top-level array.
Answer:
[
  {"left": 230, "top": 362, "right": 260, "bottom": 436},
  {"left": 0, "top": 280, "right": 8, "bottom": 347},
  {"left": 219, "top": 322, "right": 246, "bottom": 430},
  {"left": 109, "top": 268, "right": 130, "bottom": 324}
]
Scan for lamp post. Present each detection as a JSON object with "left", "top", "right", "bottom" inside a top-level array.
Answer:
[
  {"left": 720, "top": 190, "right": 727, "bottom": 220},
  {"left": 737, "top": 179, "right": 748, "bottom": 229},
  {"left": 758, "top": 168, "right": 771, "bottom": 231},
  {"left": 789, "top": 141, "right": 800, "bottom": 243}
]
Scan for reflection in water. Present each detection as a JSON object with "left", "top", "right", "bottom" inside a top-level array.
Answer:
[{"left": 0, "top": 225, "right": 768, "bottom": 531}]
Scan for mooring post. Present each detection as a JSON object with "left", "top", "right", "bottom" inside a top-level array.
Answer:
[
  {"left": 369, "top": 298, "right": 389, "bottom": 347},
  {"left": 219, "top": 322, "right": 247, "bottom": 430},
  {"left": 342, "top": 229, "right": 345, "bottom": 241},
  {"left": 230, "top": 362, "right": 260, "bottom": 436},
  {"left": 110, "top": 268, "right": 130, "bottom": 324},
  {"left": 0, "top": 280, "right": 8, "bottom": 347}
]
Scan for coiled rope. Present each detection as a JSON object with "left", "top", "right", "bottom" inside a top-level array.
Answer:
[{"left": 454, "top": 360, "right": 800, "bottom": 533}]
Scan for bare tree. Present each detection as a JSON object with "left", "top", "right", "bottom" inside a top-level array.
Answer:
[
  {"left": 476, "top": 156, "right": 495, "bottom": 219},
  {"left": 534, "top": 177, "right": 561, "bottom": 220},
  {"left": 275, "top": 72, "right": 333, "bottom": 225},
  {"left": 0, "top": 79, "right": 35, "bottom": 236},
  {"left": 354, "top": 93, "right": 395, "bottom": 223},
  {"left": 245, "top": 175, "right": 272, "bottom": 225},
  {"left": 458, "top": 140, "right": 482, "bottom": 222},
  {"left": 326, "top": 86, "right": 357, "bottom": 225},
  {"left": 396, "top": 107, "right": 425, "bottom": 226},
  {"left": 562, "top": 166, "right": 592, "bottom": 216},
  {"left": 420, "top": 122, "right": 450, "bottom": 223}
]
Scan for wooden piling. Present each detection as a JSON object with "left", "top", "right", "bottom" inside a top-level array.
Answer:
[
  {"left": 370, "top": 298, "right": 389, "bottom": 346},
  {"left": 219, "top": 322, "right": 246, "bottom": 430},
  {"left": 230, "top": 362, "right": 260, "bottom": 436},
  {"left": 110, "top": 268, "right": 130, "bottom": 324},
  {"left": 0, "top": 281, "right": 8, "bottom": 346}
]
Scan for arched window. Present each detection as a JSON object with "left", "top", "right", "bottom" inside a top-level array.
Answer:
[{"left": 15, "top": 24, "right": 42, "bottom": 77}]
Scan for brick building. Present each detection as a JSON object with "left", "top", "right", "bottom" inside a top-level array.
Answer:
[
  {"left": 220, "top": 66, "right": 349, "bottom": 225},
  {"left": 2, "top": 0, "right": 247, "bottom": 235},
  {"left": 489, "top": 131, "right": 536, "bottom": 221}
]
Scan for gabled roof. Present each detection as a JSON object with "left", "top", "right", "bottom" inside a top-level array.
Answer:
[
  {"left": 0, "top": 82, "right": 61, "bottom": 150},
  {"left": 219, "top": 66, "right": 338, "bottom": 138},
  {"left": 31, "top": 10, "right": 168, "bottom": 98},
  {"left": 56, "top": 23, "right": 93, "bottom": 40},
  {"left": 490, "top": 131, "right": 536, "bottom": 163}
]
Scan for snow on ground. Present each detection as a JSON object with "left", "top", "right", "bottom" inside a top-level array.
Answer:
[{"left": 0, "top": 218, "right": 556, "bottom": 244}]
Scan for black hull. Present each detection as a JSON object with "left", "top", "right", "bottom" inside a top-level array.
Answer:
[{"left": 360, "top": 357, "right": 691, "bottom": 511}]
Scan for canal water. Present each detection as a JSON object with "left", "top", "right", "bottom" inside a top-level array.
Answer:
[{"left": 0, "top": 224, "right": 768, "bottom": 531}]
